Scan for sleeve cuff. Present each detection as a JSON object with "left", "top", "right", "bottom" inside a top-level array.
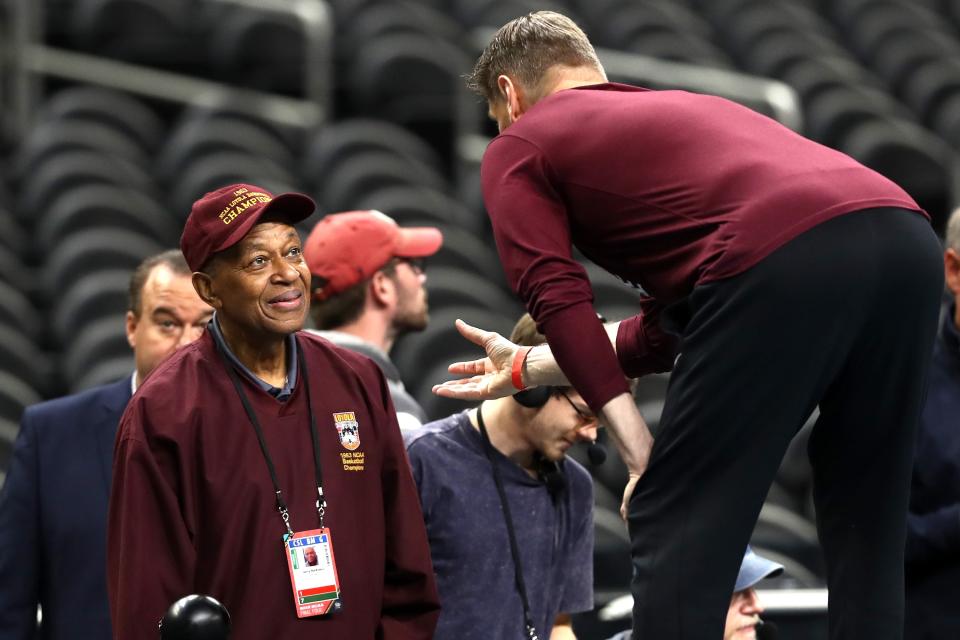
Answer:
[{"left": 616, "top": 304, "right": 679, "bottom": 378}]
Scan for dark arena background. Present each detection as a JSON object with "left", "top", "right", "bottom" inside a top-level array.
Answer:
[{"left": 1, "top": 0, "right": 957, "bottom": 638}]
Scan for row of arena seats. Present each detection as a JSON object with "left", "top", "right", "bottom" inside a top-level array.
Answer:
[
  {"left": 30, "top": 0, "right": 960, "bottom": 236},
  {"left": 692, "top": 0, "right": 958, "bottom": 230}
]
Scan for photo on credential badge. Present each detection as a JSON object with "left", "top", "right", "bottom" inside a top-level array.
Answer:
[{"left": 302, "top": 546, "right": 321, "bottom": 567}]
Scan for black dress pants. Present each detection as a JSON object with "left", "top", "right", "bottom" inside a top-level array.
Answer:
[{"left": 628, "top": 208, "right": 943, "bottom": 639}]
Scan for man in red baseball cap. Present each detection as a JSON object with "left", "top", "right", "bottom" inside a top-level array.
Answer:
[
  {"left": 107, "top": 184, "right": 440, "bottom": 640},
  {"left": 304, "top": 210, "right": 442, "bottom": 429}
]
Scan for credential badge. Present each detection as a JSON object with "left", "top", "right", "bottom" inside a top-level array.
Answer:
[{"left": 332, "top": 412, "right": 360, "bottom": 451}]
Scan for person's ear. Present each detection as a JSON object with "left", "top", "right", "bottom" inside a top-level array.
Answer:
[
  {"left": 192, "top": 272, "right": 222, "bottom": 311},
  {"left": 945, "top": 248, "right": 960, "bottom": 297},
  {"left": 497, "top": 75, "right": 527, "bottom": 123},
  {"left": 125, "top": 310, "right": 139, "bottom": 349},
  {"left": 369, "top": 270, "right": 396, "bottom": 308}
]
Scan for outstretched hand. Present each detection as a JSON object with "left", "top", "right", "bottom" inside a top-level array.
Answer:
[{"left": 431, "top": 319, "right": 521, "bottom": 400}]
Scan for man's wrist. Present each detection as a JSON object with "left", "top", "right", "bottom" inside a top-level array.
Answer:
[
  {"left": 524, "top": 344, "right": 568, "bottom": 387},
  {"left": 511, "top": 346, "right": 532, "bottom": 390}
]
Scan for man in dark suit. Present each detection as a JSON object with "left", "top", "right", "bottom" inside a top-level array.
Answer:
[
  {"left": 905, "top": 206, "right": 960, "bottom": 639},
  {"left": 0, "top": 249, "right": 212, "bottom": 639}
]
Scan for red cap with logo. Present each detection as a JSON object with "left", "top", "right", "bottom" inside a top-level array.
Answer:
[
  {"left": 179, "top": 183, "right": 316, "bottom": 271},
  {"left": 304, "top": 210, "right": 443, "bottom": 300}
]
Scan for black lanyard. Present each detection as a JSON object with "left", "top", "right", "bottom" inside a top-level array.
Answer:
[
  {"left": 476, "top": 406, "right": 541, "bottom": 640},
  {"left": 216, "top": 336, "right": 327, "bottom": 536}
]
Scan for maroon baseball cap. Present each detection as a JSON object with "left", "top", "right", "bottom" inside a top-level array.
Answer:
[
  {"left": 180, "top": 183, "right": 316, "bottom": 271},
  {"left": 304, "top": 210, "right": 443, "bottom": 300}
]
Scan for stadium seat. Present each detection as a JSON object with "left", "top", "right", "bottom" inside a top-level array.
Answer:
[
  {"left": 844, "top": 5, "right": 944, "bottom": 61},
  {"left": 340, "top": 1, "right": 463, "bottom": 65},
  {"left": 175, "top": 99, "right": 307, "bottom": 154},
  {"left": 805, "top": 84, "right": 913, "bottom": 147},
  {"left": 36, "top": 184, "right": 179, "bottom": 252},
  {"left": 0, "top": 280, "right": 42, "bottom": 343},
  {"left": 13, "top": 119, "right": 149, "bottom": 182},
  {"left": 15, "top": 152, "right": 155, "bottom": 225},
  {"left": 743, "top": 30, "right": 845, "bottom": 78},
  {"left": 455, "top": 0, "right": 577, "bottom": 30},
  {"left": 70, "top": 355, "right": 135, "bottom": 393},
  {"left": 0, "top": 325, "right": 50, "bottom": 397},
  {"left": 0, "top": 417, "right": 19, "bottom": 477},
  {"left": 70, "top": 0, "right": 198, "bottom": 67},
  {"left": 690, "top": 0, "right": 765, "bottom": 22},
  {"left": 346, "top": 34, "right": 470, "bottom": 158},
  {"left": 871, "top": 29, "right": 960, "bottom": 96},
  {"left": 841, "top": 118, "right": 955, "bottom": 229},
  {"left": 0, "top": 246, "right": 35, "bottom": 297},
  {"left": 779, "top": 55, "right": 882, "bottom": 103},
  {"left": 623, "top": 30, "right": 733, "bottom": 68},
  {"left": 169, "top": 151, "right": 301, "bottom": 218},
  {"left": 0, "top": 371, "right": 42, "bottom": 425},
  {"left": 423, "top": 226, "right": 506, "bottom": 285},
  {"left": 158, "top": 118, "right": 296, "bottom": 184},
  {"left": 303, "top": 119, "right": 445, "bottom": 190},
  {"left": 41, "top": 229, "right": 162, "bottom": 296},
  {"left": 39, "top": 86, "right": 165, "bottom": 153},
  {"left": 52, "top": 270, "right": 131, "bottom": 346},
  {"left": 317, "top": 151, "right": 450, "bottom": 213},
  {"left": 352, "top": 184, "right": 483, "bottom": 235},
  {"left": 721, "top": 3, "right": 829, "bottom": 62},
  {"left": 209, "top": 8, "right": 308, "bottom": 96},
  {"left": 0, "top": 207, "right": 27, "bottom": 258},
  {"left": 830, "top": 0, "right": 938, "bottom": 30},
  {"left": 424, "top": 267, "right": 523, "bottom": 316},
  {"left": 930, "top": 92, "right": 960, "bottom": 148},
  {"left": 594, "top": 5, "right": 701, "bottom": 51},
  {"left": 902, "top": 58, "right": 960, "bottom": 125},
  {"left": 62, "top": 316, "right": 132, "bottom": 387}
]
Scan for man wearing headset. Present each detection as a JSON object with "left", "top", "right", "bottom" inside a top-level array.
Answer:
[{"left": 405, "top": 314, "right": 596, "bottom": 640}]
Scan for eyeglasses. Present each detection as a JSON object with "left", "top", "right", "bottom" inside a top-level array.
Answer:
[{"left": 558, "top": 390, "right": 599, "bottom": 426}]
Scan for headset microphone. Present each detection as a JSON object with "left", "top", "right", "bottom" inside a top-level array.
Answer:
[{"left": 587, "top": 442, "right": 607, "bottom": 465}]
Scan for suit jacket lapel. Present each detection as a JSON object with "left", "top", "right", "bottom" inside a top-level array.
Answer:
[{"left": 96, "top": 376, "right": 134, "bottom": 496}]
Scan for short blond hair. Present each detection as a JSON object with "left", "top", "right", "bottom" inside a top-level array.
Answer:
[
  {"left": 466, "top": 11, "right": 603, "bottom": 102},
  {"left": 509, "top": 313, "right": 546, "bottom": 347}
]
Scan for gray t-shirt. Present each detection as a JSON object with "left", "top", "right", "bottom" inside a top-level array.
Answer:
[{"left": 405, "top": 411, "right": 594, "bottom": 639}]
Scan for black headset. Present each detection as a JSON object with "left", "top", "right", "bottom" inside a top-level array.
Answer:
[{"left": 512, "top": 385, "right": 555, "bottom": 409}]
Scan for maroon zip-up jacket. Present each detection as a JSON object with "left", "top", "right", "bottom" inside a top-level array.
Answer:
[
  {"left": 107, "top": 331, "right": 439, "bottom": 639},
  {"left": 481, "top": 82, "right": 924, "bottom": 410}
]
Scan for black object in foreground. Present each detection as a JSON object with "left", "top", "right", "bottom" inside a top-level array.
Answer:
[{"left": 159, "top": 594, "right": 231, "bottom": 640}]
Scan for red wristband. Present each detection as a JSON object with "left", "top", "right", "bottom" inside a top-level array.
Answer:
[{"left": 511, "top": 346, "right": 533, "bottom": 391}]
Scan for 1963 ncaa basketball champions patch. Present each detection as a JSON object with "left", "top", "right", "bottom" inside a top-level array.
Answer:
[{"left": 332, "top": 412, "right": 360, "bottom": 451}]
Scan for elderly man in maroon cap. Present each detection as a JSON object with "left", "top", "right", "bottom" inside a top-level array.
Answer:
[{"left": 107, "top": 184, "right": 440, "bottom": 640}]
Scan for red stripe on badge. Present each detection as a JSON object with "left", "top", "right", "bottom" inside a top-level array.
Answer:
[{"left": 299, "top": 585, "right": 338, "bottom": 597}]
